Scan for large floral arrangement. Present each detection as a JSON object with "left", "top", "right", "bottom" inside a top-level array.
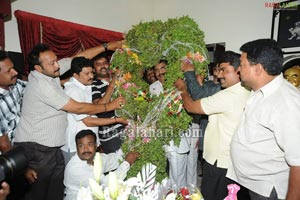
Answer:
[{"left": 110, "top": 16, "right": 209, "bottom": 182}]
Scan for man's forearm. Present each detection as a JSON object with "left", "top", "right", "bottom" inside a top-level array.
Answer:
[{"left": 286, "top": 166, "right": 300, "bottom": 200}]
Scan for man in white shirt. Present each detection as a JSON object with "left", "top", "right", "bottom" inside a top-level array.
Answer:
[
  {"left": 62, "top": 57, "right": 128, "bottom": 164},
  {"left": 64, "top": 129, "right": 138, "bottom": 200},
  {"left": 175, "top": 51, "right": 250, "bottom": 200},
  {"left": 227, "top": 39, "right": 300, "bottom": 200}
]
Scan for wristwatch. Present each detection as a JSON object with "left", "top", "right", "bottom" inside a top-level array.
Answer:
[{"left": 103, "top": 43, "right": 108, "bottom": 51}]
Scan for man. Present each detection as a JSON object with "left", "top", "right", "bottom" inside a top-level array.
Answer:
[
  {"left": 180, "top": 61, "right": 221, "bottom": 186},
  {"left": 13, "top": 41, "right": 125, "bottom": 200},
  {"left": 93, "top": 53, "right": 111, "bottom": 84},
  {"left": 92, "top": 53, "right": 126, "bottom": 155},
  {"left": 0, "top": 50, "right": 26, "bottom": 153},
  {"left": 64, "top": 129, "right": 139, "bottom": 200},
  {"left": 142, "top": 66, "right": 157, "bottom": 84},
  {"left": 62, "top": 57, "right": 128, "bottom": 164},
  {"left": 227, "top": 39, "right": 300, "bottom": 200},
  {"left": 175, "top": 51, "right": 250, "bottom": 200},
  {"left": 149, "top": 59, "right": 190, "bottom": 188},
  {"left": 149, "top": 59, "right": 167, "bottom": 95}
]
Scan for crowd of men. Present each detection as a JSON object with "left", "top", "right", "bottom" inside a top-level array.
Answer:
[{"left": 0, "top": 38, "right": 300, "bottom": 200}]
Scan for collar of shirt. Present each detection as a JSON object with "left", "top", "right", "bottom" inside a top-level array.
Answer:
[
  {"left": 254, "top": 74, "right": 283, "bottom": 99},
  {"left": 0, "top": 82, "right": 17, "bottom": 96},
  {"left": 68, "top": 77, "right": 91, "bottom": 91},
  {"left": 0, "top": 87, "right": 9, "bottom": 96},
  {"left": 30, "top": 70, "right": 56, "bottom": 82}
]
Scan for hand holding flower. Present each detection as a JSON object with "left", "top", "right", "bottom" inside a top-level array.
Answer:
[{"left": 125, "top": 152, "right": 140, "bottom": 165}]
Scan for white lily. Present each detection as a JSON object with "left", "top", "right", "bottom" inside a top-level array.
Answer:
[
  {"left": 89, "top": 178, "right": 105, "bottom": 200},
  {"left": 108, "top": 172, "right": 119, "bottom": 200},
  {"left": 93, "top": 152, "right": 102, "bottom": 183}
]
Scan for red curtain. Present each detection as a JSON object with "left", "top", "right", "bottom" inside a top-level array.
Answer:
[{"left": 14, "top": 10, "right": 124, "bottom": 73}]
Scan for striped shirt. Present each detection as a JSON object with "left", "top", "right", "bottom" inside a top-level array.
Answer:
[
  {"left": 0, "top": 79, "right": 27, "bottom": 142},
  {"left": 91, "top": 79, "right": 124, "bottom": 153},
  {"left": 14, "top": 58, "right": 71, "bottom": 147}
]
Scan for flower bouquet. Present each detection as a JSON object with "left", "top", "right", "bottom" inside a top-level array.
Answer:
[
  {"left": 110, "top": 16, "right": 209, "bottom": 182},
  {"left": 77, "top": 156, "right": 203, "bottom": 200}
]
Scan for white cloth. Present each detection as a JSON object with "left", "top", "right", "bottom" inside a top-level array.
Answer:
[
  {"left": 62, "top": 77, "right": 98, "bottom": 153},
  {"left": 64, "top": 152, "right": 130, "bottom": 200},
  {"left": 149, "top": 80, "right": 164, "bottom": 96},
  {"left": 227, "top": 75, "right": 300, "bottom": 199},
  {"left": 186, "top": 123, "right": 200, "bottom": 186},
  {"left": 201, "top": 82, "right": 250, "bottom": 168}
]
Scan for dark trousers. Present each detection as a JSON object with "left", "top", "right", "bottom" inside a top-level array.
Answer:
[
  {"left": 201, "top": 160, "right": 250, "bottom": 200},
  {"left": 249, "top": 187, "right": 282, "bottom": 200},
  {"left": 14, "top": 142, "right": 65, "bottom": 200}
]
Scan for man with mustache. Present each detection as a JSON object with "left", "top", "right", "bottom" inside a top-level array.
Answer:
[
  {"left": 0, "top": 50, "right": 27, "bottom": 200},
  {"left": 149, "top": 59, "right": 167, "bottom": 95},
  {"left": 91, "top": 53, "right": 127, "bottom": 156},
  {"left": 64, "top": 129, "right": 139, "bottom": 200},
  {"left": 175, "top": 51, "right": 250, "bottom": 200},
  {"left": 62, "top": 57, "right": 128, "bottom": 164},
  {"left": 13, "top": 41, "right": 126, "bottom": 200},
  {"left": 0, "top": 50, "right": 26, "bottom": 154}
]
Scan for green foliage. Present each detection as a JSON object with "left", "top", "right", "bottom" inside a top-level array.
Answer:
[{"left": 111, "top": 16, "right": 208, "bottom": 182}]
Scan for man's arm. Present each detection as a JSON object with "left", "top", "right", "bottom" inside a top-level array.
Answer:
[
  {"left": 74, "top": 40, "right": 124, "bottom": 59},
  {"left": 184, "top": 71, "right": 221, "bottom": 100},
  {"left": 0, "top": 135, "right": 12, "bottom": 153},
  {"left": 182, "top": 61, "right": 220, "bottom": 100},
  {"left": 62, "top": 97, "right": 125, "bottom": 115},
  {"left": 93, "top": 75, "right": 117, "bottom": 104},
  {"left": 82, "top": 117, "right": 128, "bottom": 127},
  {"left": 59, "top": 40, "right": 125, "bottom": 76},
  {"left": 286, "top": 166, "right": 300, "bottom": 200},
  {"left": 175, "top": 79, "right": 206, "bottom": 115}
]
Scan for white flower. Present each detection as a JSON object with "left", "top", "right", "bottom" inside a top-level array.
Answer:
[
  {"left": 93, "top": 152, "right": 102, "bottom": 183},
  {"left": 76, "top": 187, "right": 93, "bottom": 200},
  {"left": 108, "top": 172, "right": 119, "bottom": 200},
  {"left": 89, "top": 178, "right": 104, "bottom": 200}
]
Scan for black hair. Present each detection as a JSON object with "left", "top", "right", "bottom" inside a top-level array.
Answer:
[
  {"left": 92, "top": 52, "right": 108, "bottom": 63},
  {"left": 71, "top": 57, "right": 93, "bottom": 75},
  {"left": 0, "top": 50, "right": 10, "bottom": 72},
  {"left": 28, "top": 44, "right": 51, "bottom": 71},
  {"left": 0, "top": 50, "right": 9, "bottom": 62},
  {"left": 159, "top": 59, "right": 168, "bottom": 65},
  {"left": 142, "top": 66, "right": 155, "bottom": 84},
  {"left": 75, "top": 129, "right": 97, "bottom": 145},
  {"left": 218, "top": 51, "right": 241, "bottom": 70},
  {"left": 240, "top": 39, "right": 283, "bottom": 75}
]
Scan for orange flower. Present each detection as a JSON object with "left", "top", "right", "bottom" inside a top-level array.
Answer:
[
  {"left": 123, "top": 72, "right": 132, "bottom": 81},
  {"left": 186, "top": 52, "right": 193, "bottom": 59}
]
